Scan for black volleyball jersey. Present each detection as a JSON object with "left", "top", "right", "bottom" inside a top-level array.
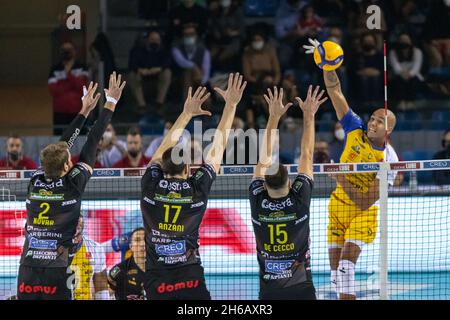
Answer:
[
  {"left": 20, "top": 163, "right": 92, "bottom": 268},
  {"left": 249, "top": 174, "right": 314, "bottom": 288},
  {"left": 140, "top": 163, "right": 216, "bottom": 272},
  {"left": 108, "top": 257, "right": 146, "bottom": 300}
]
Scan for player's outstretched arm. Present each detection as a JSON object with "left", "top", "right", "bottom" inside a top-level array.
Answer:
[
  {"left": 323, "top": 70, "right": 349, "bottom": 120},
  {"left": 205, "top": 72, "right": 247, "bottom": 173},
  {"left": 59, "top": 81, "right": 101, "bottom": 149},
  {"left": 295, "top": 85, "right": 328, "bottom": 178},
  {"left": 254, "top": 87, "right": 292, "bottom": 178},
  {"left": 78, "top": 72, "right": 126, "bottom": 171},
  {"left": 303, "top": 38, "right": 349, "bottom": 120},
  {"left": 150, "top": 87, "right": 211, "bottom": 165}
]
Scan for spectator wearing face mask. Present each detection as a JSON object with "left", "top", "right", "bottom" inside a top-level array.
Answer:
[
  {"left": 313, "top": 140, "right": 331, "bottom": 164},
  {"left": 97, "top": 123, "right": 127, "bottom": 168},
  {"left": 48, "top": 42, "right": 89, "bottom": 134},
  {"left": 242, "top": 31, "right": 281, "bottom": 128},
  {"left": 432, "top": 130, "right": 450, "bottom": 186},
  {"left": 0, "top": 135, "right": 37, "bottom": 170},
  {"left": 354, "top": 32, "right": 384, "bottom": 109},
  {"left": 172, "top": 24, "right": 211, "bottom": 100},
  {"left": 389, "top": 33, "right": 424, "bottom": 110},
  {"left": 329, "top": 122, "right": 345, "bottom": 163},
  {"left": 128, "top": 30, "right": 172, "bottom": 116},
  {"left": 207, "top": 0, "right": 245, "bottom": 72},
  {"left": 113, "top": 126, "right": 151, "bottom": 168}
]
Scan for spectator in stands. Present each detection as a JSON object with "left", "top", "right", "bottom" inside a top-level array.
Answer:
[
  {"left": 98, "top": 123, "right": 127, "bottom": 168},
  {"left": 168, "top": 0, "right": 208, "bottom": 40},
  {"left": 297, "top": 4, "right": 324, "bottom": 40},
  {"left": 348, "top": 0, "right": 387, "bottom": 50},
  {"left": 89, "top": 33, "right": 116, "bottom": 87},
  {"left": 354, "top": 32, "right": 384, "bottom": 108},
  {"left": 423, "top": 0, "right": 450, "bottom": 96},
  {"left": 389, "top": 33, "right": 424, "bottom": 110},
  {"left": 432, "top": 130, "right": 450, "bottom": 186},
  {"left": 207, "top": 0, "right": 245, "bottom": 72},
  {"left": 313, "top": 0, "right": 347, "bottom": 26},
  {"left": 48, "top": 42, "right": 89, "bottom": 134},
  {"left": 0, "top": 135, "right": 37, "bottom": 170},
  {"left": 242, "top": 30, "right": 281, "bottom": 128},
  {"left": 113, "top": 127, "right": 151, "bottom": 168},
  {"left": 144, "top": 121, "right": 173, "bottom": 158},
  {"left": 275, "top": 0, "right": 306, "bottom": 69},
  {"left": 128, "top": 30, "right": 172, "bottom": 115},
  {"left": 313, "top": 140, "right": 331, "bottom": 164},
  {"left": 391, "top": 0, "right": 427, "bottom": 38},
  {"left": 172, "top": 24, "right": 211, "bottom": 99},
  {"left": 329, "top": 121, "right": 345, "bottom": 163},
  {"left": 423, "top": 0, "right": 450, "bottom": 71}
]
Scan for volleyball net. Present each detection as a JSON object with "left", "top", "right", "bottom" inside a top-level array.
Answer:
[{"left": 0, "top": 160, "right": 449, "bottom": 300}]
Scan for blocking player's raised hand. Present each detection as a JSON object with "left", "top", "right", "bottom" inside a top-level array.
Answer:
[
  {"left": 295, "top": 85, "right": 328, "bottom": 117},
  {"left": 80, "top": 82, "right": 101, "bottom": 116},
  {"left": 214, "top": 72, "right": 247, "bottom": 107},
  {"left": 263, "top": 87, "right": 293, "bottom": 120},
  {"left": 104, "top": 71, "right": 127, "bottom": 102},
  {"left": 182, "top": 86, "right": 212, "bottom": 117}
]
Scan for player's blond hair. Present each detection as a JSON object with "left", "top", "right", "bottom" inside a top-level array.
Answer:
[{"left": 40, "top": 141, "right": 69, "bottom": 178}]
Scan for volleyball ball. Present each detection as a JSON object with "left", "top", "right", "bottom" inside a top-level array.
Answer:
[{"left": 313, "top": 41, "right": 344, "bottom": 71}]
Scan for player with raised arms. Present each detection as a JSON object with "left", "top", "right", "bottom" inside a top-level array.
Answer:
[
  {"left": 304, "top": 38, "right": 397, "bottom": 300},
  {"left": 140, "top": 73, "right": 247, "bottom": 300},
  {"left": 249, "top": 85, "right": 327, "bottom": 300},
  {"left": 17, "top": 73, "right": 126, "bottom": 300}
]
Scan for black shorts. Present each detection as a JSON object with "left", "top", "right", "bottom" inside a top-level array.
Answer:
[
  {"left": 17, "top": 265, "right": 72, "bottom": 300},
  {"left": 259, "top": 282, "right": 317, "bottom": 300},
  {"left": 144, "top": 264, "right": 211, "bottom": 300},
  {"left": 259, "top": 282, "right": 316, "bottom": 300}
]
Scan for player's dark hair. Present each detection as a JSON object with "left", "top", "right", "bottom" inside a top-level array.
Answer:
[
  {"left": 40, "top": 141, "right": 69, "bottom": 179},
  {"left": 127, "top": 126, "right": 142, "bottom": 137},
  {"left": 265, "top": 163, "right": 289, "bottom": 190},
  {"left": 130, "top": 227, "right": 145, "bottom": 242},
  {"left": 161, "top": 147, "right": 186, "bottom": 176}
]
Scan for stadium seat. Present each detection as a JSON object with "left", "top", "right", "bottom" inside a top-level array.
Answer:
[
  {"left": 244, "top": 0, "right": 279, "bottom": 17},
  {"left": 402, "top": 150, "right": 434, "bottom": 161},
  {"left": 431, "top": 111, "right": 450, "bottom": 130},
  {"left": 395, "top": 112, "right": 423, "bottom": 131}
]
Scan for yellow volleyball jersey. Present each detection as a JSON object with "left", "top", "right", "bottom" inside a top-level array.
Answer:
[
  {"left": 70, "top": 237, "right": 106, "bottom": 300},
  {"left": 331, "top": 109, "right": 385, "bottom": 206}
]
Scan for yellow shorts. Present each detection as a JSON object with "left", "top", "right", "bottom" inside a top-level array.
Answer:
[{"left": 327, "top": 197, "right": 378, "bottom": 247}]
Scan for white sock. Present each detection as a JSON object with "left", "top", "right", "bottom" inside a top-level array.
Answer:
[
  {"left": 337, "top": 260, "right": 356, "bottom": 296},
  {"left": 330, "top": 270, "right": 338, "bottom": 293}
]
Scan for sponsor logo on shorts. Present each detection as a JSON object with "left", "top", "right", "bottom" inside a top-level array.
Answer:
[
  {"left": 155, "top": 240, "right": 186, "bottom": 256},
  {"left": 29, "top": 237, "right": 57, "bottom": 250},
  {"left": 26, "top": 250, "right": 58, "bottom": 260},
  {"left": 19, "top": 282, "right": 57, "bottom": 295},
  {"left": 157, "top": 280, "right": 199, "bottom": 294}
]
